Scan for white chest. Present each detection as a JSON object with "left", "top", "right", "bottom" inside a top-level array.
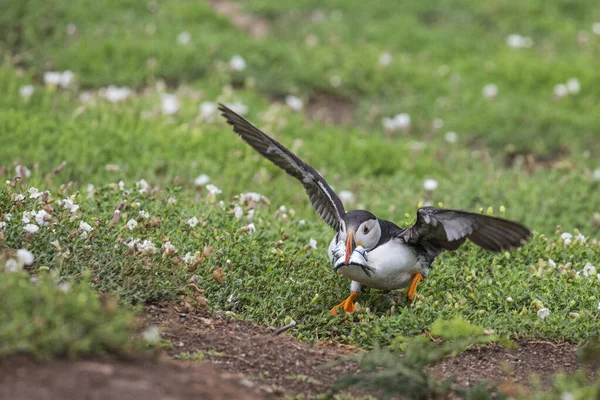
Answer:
[{"left": 328, "top": 236, "right": 428, "bottom": 290}]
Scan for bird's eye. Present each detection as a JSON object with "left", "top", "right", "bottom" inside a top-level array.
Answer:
[{"left": 363, "top": 226, "right": 370, "bottom": 235}]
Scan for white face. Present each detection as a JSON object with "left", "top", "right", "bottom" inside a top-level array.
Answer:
[
  {"left": 355, "top": 218, "right": 381, "bottom": 250},
  {"left": 339, "top": 218, "right": 381, "bottom": 251}
]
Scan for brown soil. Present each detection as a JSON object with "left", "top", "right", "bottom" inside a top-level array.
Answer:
[
  {"left": 0, "top": 354, "right": 265, "bottom": 400},
  {"left": 210, "top": 0, "right": 270, "bottom": 39},
  {"left": 142, "top": 303, "right": 357, "bottom": 396},
  {"left": 2, "top": 302, "right": 597, "bottom": 399},
  {"left": 433, "top": 340, "right": 588, "bottom": 386},
  {"left": 305, "top": 93, "right": 356, "bottom": 125}
]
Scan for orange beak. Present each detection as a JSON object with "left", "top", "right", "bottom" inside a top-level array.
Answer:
[{"left": 344, "top": 230, "right": 357, "bottom": 266}]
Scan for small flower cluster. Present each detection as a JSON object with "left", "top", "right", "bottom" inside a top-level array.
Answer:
[
  {"left": 44, "top": 71, "right": 75, "bottom": 88},
  {"left": 554, "top": 78, "right": 580, "bottom": 99},
  {"left": 3, "top": 248, "right": 35, "bottom": 273},
  {"left": 506, "top": 34, "right": 533, "bottom": 49},
  {"left": 382, "top": 113, "right": 411, "bottom": 132}
]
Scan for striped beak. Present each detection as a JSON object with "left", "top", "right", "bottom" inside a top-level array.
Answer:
[{"left": 344, "top": 230, "right": 357, "bottom": 266}]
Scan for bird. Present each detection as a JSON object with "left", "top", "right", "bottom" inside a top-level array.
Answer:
[{"left": 219, "top": 104, "right": 532, "bottom": 315}]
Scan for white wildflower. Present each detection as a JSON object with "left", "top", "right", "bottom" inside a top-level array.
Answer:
[
  {"left": 177, "top": 31, "right": 191, "bottom": 45},
  {"left": 548, "top": 259, "right": 556, "bottom": 268},
  {"left": 394, "top": 113, "right": 411, "bottom": 130},
  {"left": 142, "top": 326, "right": 161, "bottom": 343},
  {"left": 61, "top": 198, "right": 79, "bottom": 213},
  {"left": 15, "top": 165, "right": 31, "bottom": 178},
  {"left": 194, "top": 174, "right": 210, "bottom": 186},
  {"left": 233, "top": 204, "right": 243, "bottom": 220},
  {"left": 22, "top": 211, "right": 35, "bottom": 224},
  {"left": 506, "top": 296, "right": 513, "bottom": 302},
  {"left": 126, "top": 219, "right": 138, "bottom": 230},
  {"left": 161, "top": 93, "right": 180, "bottom": 115},
  {"left": 424, "top": 179, "right": 438, "bottom": 191},
  {"left": 566, "top": 78, "right": 580, "bottom": 95},
  {"left": 246, "top": 209, "right": 255, "bottom": 220},
  {"left": 244, "top": 223, "right": 256, "bottom": 234},
  {"left": 537, "top": 308, "right": 550, "bottom": 319},
  {"left": 43, "top": 71, "right": 62, "bottom": 86},
  {"left": 593, "top": 22, "right": 600, "bottom": 36},
  {"left": 183, "top": 252, "right": 194, "bottom": 264},
  {"left": 139, "top": 210, "right": 150, "bottom": 219},
  {"left": 24, "top": 223, "right": 39, "bottom": 234},
  {"left": 506, "top": 34, "right": 533, "bottom": 49},
  {"left": 137, "top": 179, "right": 150, "bottom": 193},
  {"left": 58, "top": 282, "right": 71, "bottom": 293},
  {"left": 15, "top": 194, "right": 26, "bottom": 202},
  {"left": 482, "top": 83, "right": 498, "bottom": 99},
  {"left": 240, "top": 192, "right": 263, "bottom": 204},
  {"left": 206, "top": 184, "right": 222, "bottom": 194},
  {"left": 554, "top": 84, "right": 568, "bottom": 98},
  {"left": 561, "top": 393, "right": 574, "bottom": 400},
  {"left": 16, "top": 249, "right": 34, "bottom": 266},
  {"left": 59, "top": 71, "right": 75, "bottom": 88},
  {"left": 118, "top": 181, "right": 126, "bottom": 191},
  {"left": 285, "top": 95, "right": 303, "bottom": 111},
  {"left": 598, "top": 301, "right": 600, "bottom": 310},
  {"left": 582, "top": 264, "right": 597, "bottom": 277},
  {"left": 593, "top": 168, "right": 600, "bottom": 181},
  {"left": 5, "top": 213, "right": 11, "bottom": 221},
  {"left": 382, "top": 113, "right": 411, "bottom": 131},
  {"left": 199, "top": 102, "right": 217, "bottom": 121},
  {"left": 186, "top": 216, "right": 199, "bottom": 228},
  {"left": 378, "top": 52, "right": 392, "bottom": 67},
  {"left": 79, "top": 221, "right": 92, "bottom": 232},
  {"left": 0, "top": 222, "right": 5, "bottom": 230},
  {"left": 35, "top": 209, "right": 49, "bottom": 226},
  {"left": 560, "top": 232, "right": 572, "bottom": 245},
  {"left": 5, "top": 259, "right": 19, "bottom": 273},
  {"left": 229, "top": 55, "right": 247, "bottom": 71},
  {"left": 138, "top": 240, "right": 157, "bottom": 255},
  {"left": 575, "top": 233, "right": 586, "bottom": 243},
  {"left": 19, "top": 85, "right": 35, "bottom": 99},
  {"left": 309, "top": 238, "right": 318, "bottom": 250},
  {"left": 339, "top": 190, "right": 356, "bottom": 205},
  {"left": 102, "top": 85, "right": 131, "bottom": 103},
  {"left": 330, "top": 75, "right": 342, "bottom": 88},
  {"left": 66, "top": 23, "right": 77, "bottom": 35},
  {"left": 28, "top": 187, "right": 41, "bottom": 199},
  {"left": 162, "top": 241, "right": 177, "bottom": 255},
  {"left": 225, "top": 102, "right": 248, "bottom": 116},
  {"left": 444, "top": 131, "right": 458, "bottom": 143},
  {"left": 87, "top": 184, "right": 95, "bottom": 198}
]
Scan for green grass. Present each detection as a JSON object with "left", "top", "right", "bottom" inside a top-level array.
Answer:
[
  {"left": 0, "top": 265, "right": 140, "bottom": 359},
  {"left": 1, "top": 0, "right": 599, "bottom": 361},
  {"left": 2, "top": 0, "right": 600, "bottom": 156}
]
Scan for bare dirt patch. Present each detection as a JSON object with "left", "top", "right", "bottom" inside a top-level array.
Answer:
[
  {"left": 305, "top": 93, "right": 357, "bottom": 125},
  {"left": 142, "top": 303, "right": 357, "bottom": 396},
  {"left": 210, "top": 0, "right": 270, "bottom": 39},
  {"left": 144, "top": 303, "right": 596, "bottom": 396},
  {"left": 433, "top": 340, "right": 594, "bottom": 387},
  {"left": 0, "top": 354, "right": 266, "bottom": 400}
]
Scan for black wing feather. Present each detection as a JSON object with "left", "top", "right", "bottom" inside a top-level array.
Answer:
[
  {"left": 399, "top": 207, "right": 531, "bottom": 257},
  {"left": 219, "top": 104, "right": 346, "bottom": 231}
]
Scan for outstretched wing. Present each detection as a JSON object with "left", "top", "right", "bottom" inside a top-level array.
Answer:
[
  {"left": 219, "top": 104, "right": 346, "bottom": 231},
  {"left": 399, "top": 207, "right": 531, "bottom": 257}
]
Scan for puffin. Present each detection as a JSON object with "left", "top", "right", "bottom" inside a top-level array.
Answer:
[{"left": 219, "top": 104, "right": 531, "bottom": 315}]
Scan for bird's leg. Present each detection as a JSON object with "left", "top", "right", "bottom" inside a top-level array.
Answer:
[
  {"left": 330, "top": 291, "right": 358, "bottom": 315},
  {"left": 330, "top": 281, "right": 361, "bottom": 316},
  {"left": 406, "top": 272, "right": 423, "bottom": 301}
]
